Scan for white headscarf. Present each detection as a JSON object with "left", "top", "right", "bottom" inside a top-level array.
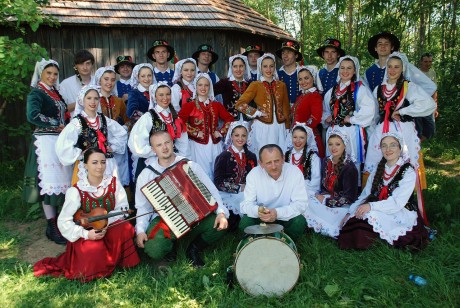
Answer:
[
  {"left": 227, "top": 54, "right": 251, "bottom": 81},
  {"left": 192, "top": 73, "right": 215, "bottom": 101},
  {"left": 336, "top": 55, "right": 360, "bottom": 83},
  {"left": 172, "top": 58, "right": 197, "bottom": 83},
  {"left": 326, "top": 128, "right": 356, "bottom": 162},
  {"left": 74, "top": 84, "right": 101, "bottom": 116},
  {"left": 224, "top": 120, "right": 250, "bottom": 149},
  {"left": 30, "top": 58, "right": 60, "bottom": 88},
  {"left": 382, "top": 51, "right": 437, "bottom": 96},
  {"left": 129, "top": 63, "right": 155, "bottom": 88},
  {"left": 287, "top": 122, "right": 318, "bottom": 153},
  {"left": 297, "top": 65, "right": 319, "bottom": 92},
  {"left": 148, "top": 81, "right": 171, "bottom": 110},
  {"left": 93, "top": 66, "right": 117, "bottom": 95},
  {"left": 256, "top": 53, "right": 279, "bottom": 81},
  {"left": 380, "top": 131, "right": 410, "bottom": 162}
]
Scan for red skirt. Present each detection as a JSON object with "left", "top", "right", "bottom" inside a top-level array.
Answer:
[
  {"left": 338, "top": 215, "right": 429, "bottom": 251},
  {"left": 34, "top": 222, "right": 140, "bottom": 282}
]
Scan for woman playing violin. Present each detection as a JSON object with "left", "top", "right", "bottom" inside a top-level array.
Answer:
[{"left": 34, "top": 148, "right": 140, "bottom": 282}]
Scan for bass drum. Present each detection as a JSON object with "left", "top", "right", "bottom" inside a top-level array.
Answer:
[{"left": 233, "top": 232, "right": 300, "bottom": 297}]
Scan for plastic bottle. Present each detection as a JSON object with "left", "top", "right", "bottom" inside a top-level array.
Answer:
[{"left": 409, "top": 274, "right": 427, "bottom": 286}]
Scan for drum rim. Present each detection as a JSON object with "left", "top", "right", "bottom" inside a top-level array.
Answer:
[{"left": 234, "top": 236, "right": 300, "bottom": 296}]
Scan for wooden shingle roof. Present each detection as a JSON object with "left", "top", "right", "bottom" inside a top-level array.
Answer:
[{"left": 44, "top": 0, "right": 293, "bottom": 40}]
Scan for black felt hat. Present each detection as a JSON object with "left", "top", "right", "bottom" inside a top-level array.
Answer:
[
  {"left": 147, "top": 40, "right": 175, "bottom": 62},
  {"left": 242, "top": 45, "right": 265, "bottom": 57},
  {"left": 367, "top": 32, "right": 401, "bottom": 59},
  {"left": 192, "top": 44, "right": 219, "bottom": 65},
  {"left": 114, "top": 55, "right": 136, "bottom": 74},
  {"left": 316, "top": 38, "right": 346, "bottom": 58},
  {"left": 275, "top": 40, "right": 303, "bottom": 62}
]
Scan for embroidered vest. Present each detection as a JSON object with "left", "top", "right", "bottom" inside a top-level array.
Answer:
[
  {"left": 376, "top": 81, "right": 413, "bottom": 123},
  {"left": 369, "top": 163, "right": 417, "bottom": 211},
  {"left": 76, "top": 113, "right": 113, "bottom": 158},
  {"left": 285, "top": 149, "right": 315, "bottom": 180},
  {"left": 76, "top": 177, "right": 116, "bottom": 213},
  {"left": 329, "top": 82, "right": 359, "bottom": 127}
]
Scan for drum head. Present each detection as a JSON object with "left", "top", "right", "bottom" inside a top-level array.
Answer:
[
  {"left": 244, "top": 223, "right": 284, "bottom": 235},
  {"left": 235, "top": 237, "right": 300, "bottom": 297}
]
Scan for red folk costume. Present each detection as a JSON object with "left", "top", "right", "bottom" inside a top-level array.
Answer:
[
  {"left": 34, "top": 176, "right": 140, "bottom": 282},
  {"left": 292, "top": 89, "right": 325, "bottom": 157},
  {"left": 178, "top": 73, "right": 234, "bottom": 178}
]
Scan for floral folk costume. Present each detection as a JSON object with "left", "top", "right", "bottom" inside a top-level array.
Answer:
[
  {"left": 126, "top": 63, "right": 156, "bottom": 123},
  {"left": 24, "top": 59, "right": 73, "bottom": 208},
  {"left": 170, "top": 58, "right": 197, "bottom": 112},
  {"left": 235, "top": 53, "right": 291, "bottom": 157},
  {"left": 291, "top": 65, "right": 325, "bottom": 157},
  {"left": 56, "top": 85, "right": 128, "bottom": 184},
  {"left": 213, "top": 121, "right": 257, "bottom": 216},
  {"left": 213, "top": 54, "right": 252, "bottom": 121},
  {"left": 339, "top": 132, "right": 429, "bottom": 250},
  {"left": 285, "top": 123, "right": 321, "bottom": 196},
  {"left": 178, "top": 73, "right": 234, "bottom": 179},
  {"left": 322, "top": 56, "right": 376, "bottom": 177},
  {"left": 304, "top": 129, "right": 359, "bottom": 238},
  {"left": 34, "top": 175, "right": 140, "bottom": 282}
]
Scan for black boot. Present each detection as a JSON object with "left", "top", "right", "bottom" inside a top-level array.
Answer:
[
  {"left": 186, "top": 236, "right": 208, "bottom": 268},
  {"left": 46, "top": 218, "right": 67, "bottom": 245},
  {"left": 164, "top": 241, "right": 177, "bottom": 262}
]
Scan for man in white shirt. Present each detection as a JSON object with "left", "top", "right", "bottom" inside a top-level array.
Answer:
[
  {"left": 135, "top": 131, "right": 228, "bottom": 267},
  {"left": 239, "top": 144, "right": 308, "bottom": 241},
  {"left": 60, "top": 49, "right": 95, "bottom": 114}
]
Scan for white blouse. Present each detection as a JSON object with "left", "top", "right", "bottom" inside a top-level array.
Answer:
[
  {"left": 57, "top": 176, "right": 128, "bottom": 242},
  {"left": 55, "top": 112, "right": 127, "bottom": 166}
]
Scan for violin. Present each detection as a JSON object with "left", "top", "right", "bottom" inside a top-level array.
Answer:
[{"left": 74, "top": 207, "right": 133, "bottom": 231}]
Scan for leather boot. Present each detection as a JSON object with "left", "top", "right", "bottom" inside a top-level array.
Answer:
[
  {"left": 186, "top": 236, "right": 208, "bottom": 268},
  {"left": 46, "top": 218, "right": 67, "bottom": 245}
]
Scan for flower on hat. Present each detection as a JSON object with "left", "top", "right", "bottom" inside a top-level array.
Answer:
[
  {"left": 333, "top": 41, "right": 340, "bottom": 47},
  {"left": 286, "top": 41, "right": 294, "bottom": 47}
]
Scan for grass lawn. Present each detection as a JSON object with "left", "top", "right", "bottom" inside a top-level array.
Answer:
[{"left": 0, "top": 139, "right": 459, "bottom": 307}]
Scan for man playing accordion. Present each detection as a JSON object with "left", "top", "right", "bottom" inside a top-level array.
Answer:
[{"left": 135, "top": 130, "right": 228, "bottom": 267}]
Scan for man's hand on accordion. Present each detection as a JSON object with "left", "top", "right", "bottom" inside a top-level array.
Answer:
[
  {"left": 214, "top": 213, "right": 228, "bottom": 231},
  {"left": 136, "top": 232, "right": 148, "bottom": 248}
]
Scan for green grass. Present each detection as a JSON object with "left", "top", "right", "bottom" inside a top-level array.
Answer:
[{"left": 0, "top": 141, "right": 459, "bottom": 307}]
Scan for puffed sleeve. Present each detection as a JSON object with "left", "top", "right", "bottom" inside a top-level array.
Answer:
[
  {"left": 349, "top": 84, "right": 376, "bottom": 128},
  {"left": 369, "top": 167, "right": 416, "bottom": 214},
  {"left": 26, "top": 90, "right": 60, "bottom": 127},
  {"left": 134, "top": 169, "right": 157, "bottom": 234},
  {"left": 306, "top": 153, "right": 321, "bottom": 195},
  {"left": 171, "top": 84, "right": 182, "bottom": 112},
  {"left": 128, "top": 112, "right": 154, "bottom": 158},
  {"left": 321, "top": 89, "right": 333, "bottom": 127},
  {"left": 55, "top": 118, "right": 83, "bottom": 166},
  {"left": 348, "top": 171, "right": 374, "bottom": 215},
  {"left": 57, "top": 187, "right": 89, "bottom": 242},
  {"left": 174, "top": 131, "right": 190, "bottom": 158},
  {"left": 106, "top": 116, "right": 128, "bottom": 155},
  {"left": 398, "top": 82, "right": 436, "bottom": 117},
  {"left": 191, "top": 161, "right": 229, "bottom": 218}
]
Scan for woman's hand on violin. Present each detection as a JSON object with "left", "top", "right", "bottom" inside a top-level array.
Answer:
[
  {"left": 88, "top": 229, "right": 106, "bottom": 241},
  {"left": 136, "top": 232, "right": 148, "bottom": 248}
]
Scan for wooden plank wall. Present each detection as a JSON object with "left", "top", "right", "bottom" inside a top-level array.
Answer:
[{"left": 0, "top": 25, "right": 285, "bottom": 159}]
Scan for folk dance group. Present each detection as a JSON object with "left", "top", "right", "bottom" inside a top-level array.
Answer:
[{"left": 27, "top": 33, "right": 436, "bottom": 282}]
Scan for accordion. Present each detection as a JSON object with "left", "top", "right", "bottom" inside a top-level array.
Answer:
[{"left": 141, "top": 159, "right": 218, "bottom": 238}]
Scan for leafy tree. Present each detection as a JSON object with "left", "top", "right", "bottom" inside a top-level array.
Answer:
[{"left": 0, "top": 0, "right": 58, "bottom": 116}]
